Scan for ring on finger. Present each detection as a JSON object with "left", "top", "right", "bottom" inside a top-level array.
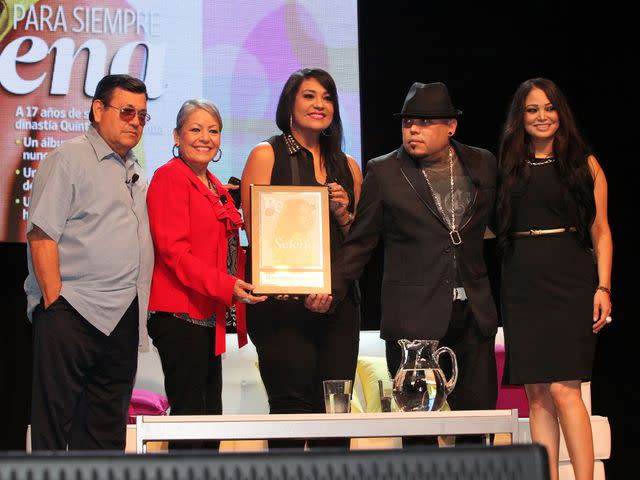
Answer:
[{"left": 605, "top": 315, "right": 612, "bottom": 324}]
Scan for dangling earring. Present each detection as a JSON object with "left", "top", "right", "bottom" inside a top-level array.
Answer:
[
  {"left": 289, "top": 114, "right": 293, "bottom": 129},
  {"left": 172, "top": 144, "right": 180, "bottom": 158},
  {"left": 212, "top": 148, "right": 223, "bottom": 163},
  {"left": 321, "top": 125, "right": 333, "bottom": 137}
]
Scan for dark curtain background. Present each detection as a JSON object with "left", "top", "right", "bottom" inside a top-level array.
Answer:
[
  {"left": 1, "top": 242, "right": 30, "bottom": 451},
  {"left": 0, "top": 0, "right": 633, "bottom": 476}
]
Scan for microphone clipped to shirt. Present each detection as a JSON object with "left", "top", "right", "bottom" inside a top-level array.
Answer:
[
  {"left": 125, "top": 173, "right": 140, "bottom": 185},
  {"left": 125, "top": 173, "right": 139, "bottom": 199}
]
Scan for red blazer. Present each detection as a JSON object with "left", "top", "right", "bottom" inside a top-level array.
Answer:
[{"left": 147, "top": 158, "right": 246, "bottom": 354}]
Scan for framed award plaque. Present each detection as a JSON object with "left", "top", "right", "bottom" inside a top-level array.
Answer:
[{"left": 250, "top": 185, "right": 331, "bottom": 294}]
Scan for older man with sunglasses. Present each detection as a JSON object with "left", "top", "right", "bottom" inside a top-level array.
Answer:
[{"left": 25, "top": 74, "right": 154, "bottom": 451}]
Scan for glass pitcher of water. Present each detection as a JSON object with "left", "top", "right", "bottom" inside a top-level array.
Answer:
[{"left": 392, "top": 339, "right": 458, "bottom": 412}]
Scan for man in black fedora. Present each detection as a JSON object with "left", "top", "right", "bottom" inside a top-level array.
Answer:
[{"left": 335, "top": 82, "right": 498, "bottom": 427}]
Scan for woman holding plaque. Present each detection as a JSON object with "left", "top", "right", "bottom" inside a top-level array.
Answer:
[
  {"left": 147, "top": 99, "right": 266, "bottom": 450},
  {"left": 241, "top": 68, "right": 363, "bottom": 445},
  {"left": 497, "top": 78, "right": 612, "bottom": 480}
]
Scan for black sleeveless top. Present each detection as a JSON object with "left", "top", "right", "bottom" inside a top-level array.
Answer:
[{"left": 266, "top": 133, "right": 358, "bottom": 300}]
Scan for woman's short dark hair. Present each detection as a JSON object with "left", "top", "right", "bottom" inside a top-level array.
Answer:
[
  {"left": 275, "top": 68, "right": 348, "bottom": 184},
  {"left": 89, "top": 74, "right": 148, "bottom": 123}
]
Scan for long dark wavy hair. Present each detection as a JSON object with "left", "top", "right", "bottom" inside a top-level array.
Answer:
[
  {"left": 496, "top": 78, "right": 595, "bottom": 255},
  {"left": 275, "top": 68, "right": 350, "bottom": 184}
]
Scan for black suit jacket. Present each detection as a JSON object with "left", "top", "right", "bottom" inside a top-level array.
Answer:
[{"left": 335, "top": 140, "right": 498, "bottom": 341}]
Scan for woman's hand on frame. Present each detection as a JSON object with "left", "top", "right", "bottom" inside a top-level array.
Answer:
[
  {"left": 304, "top": 293, "right": 333, "bottom": 313},
  {"left": 233, "top": 279, "right": 267, "bottom": 305}
]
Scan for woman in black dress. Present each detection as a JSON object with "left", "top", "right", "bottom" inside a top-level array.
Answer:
[
  {"left": 497, "top": 78, "right": 613, "bottom": 480},
  {"left": 241, "top": 68, "right": 363, "bottom": 448}
]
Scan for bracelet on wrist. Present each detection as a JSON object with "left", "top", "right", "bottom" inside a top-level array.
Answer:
[{"left": 596, "top": 286, "right": 611, "bottom": 296}]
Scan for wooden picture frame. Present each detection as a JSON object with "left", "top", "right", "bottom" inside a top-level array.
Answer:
[{"left": 250, "top": 185, "right": 331, "bottom": 294}]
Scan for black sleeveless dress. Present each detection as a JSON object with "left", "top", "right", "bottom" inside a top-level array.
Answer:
[
  {"left": 246, "top": 133, "right": 360, "bottom": 417},
  {"left": 501, "top": 162, "right": 597, "bottom": 385}
]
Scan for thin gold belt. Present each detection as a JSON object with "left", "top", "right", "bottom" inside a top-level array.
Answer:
[{"left": 511, "top": 227, "right": 577, "bottom": 238}]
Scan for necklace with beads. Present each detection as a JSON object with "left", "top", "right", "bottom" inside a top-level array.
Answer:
[{"left": 527, "top": 155, "right": 556, "bottom": 166}]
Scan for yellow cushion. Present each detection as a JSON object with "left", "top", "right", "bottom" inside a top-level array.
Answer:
[
  {"left": 350, "top": 387, "right": 364, "bottom": 413},
  {"left": 356, "top": 356, "right": 392, "bottom": 412}
]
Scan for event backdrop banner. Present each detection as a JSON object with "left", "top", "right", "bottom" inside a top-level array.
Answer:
[{"left": 0, "top": 0, "right": 360, "bottom": 242}]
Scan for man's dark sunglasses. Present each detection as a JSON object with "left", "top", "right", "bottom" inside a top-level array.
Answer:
[{"left": 106, "top": 105, "right": 151, "bottom": 126}]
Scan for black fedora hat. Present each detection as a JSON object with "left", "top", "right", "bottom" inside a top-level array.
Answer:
[{"left": 394, "top": 82, "right": 462, "bottom": 119}]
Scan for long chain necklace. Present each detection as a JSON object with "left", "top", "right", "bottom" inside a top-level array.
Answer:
[{"left": 421, "top": 146, "right": 462, "bottom": 245}]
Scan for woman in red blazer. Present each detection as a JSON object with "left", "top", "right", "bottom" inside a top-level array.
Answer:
[{"left": 146, "top": 99, "right": 265, "bottom": 450}]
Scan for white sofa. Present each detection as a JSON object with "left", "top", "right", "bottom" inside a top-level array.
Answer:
[{"left": 132, "top": 329, "right": 611, "bottom": 478}]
